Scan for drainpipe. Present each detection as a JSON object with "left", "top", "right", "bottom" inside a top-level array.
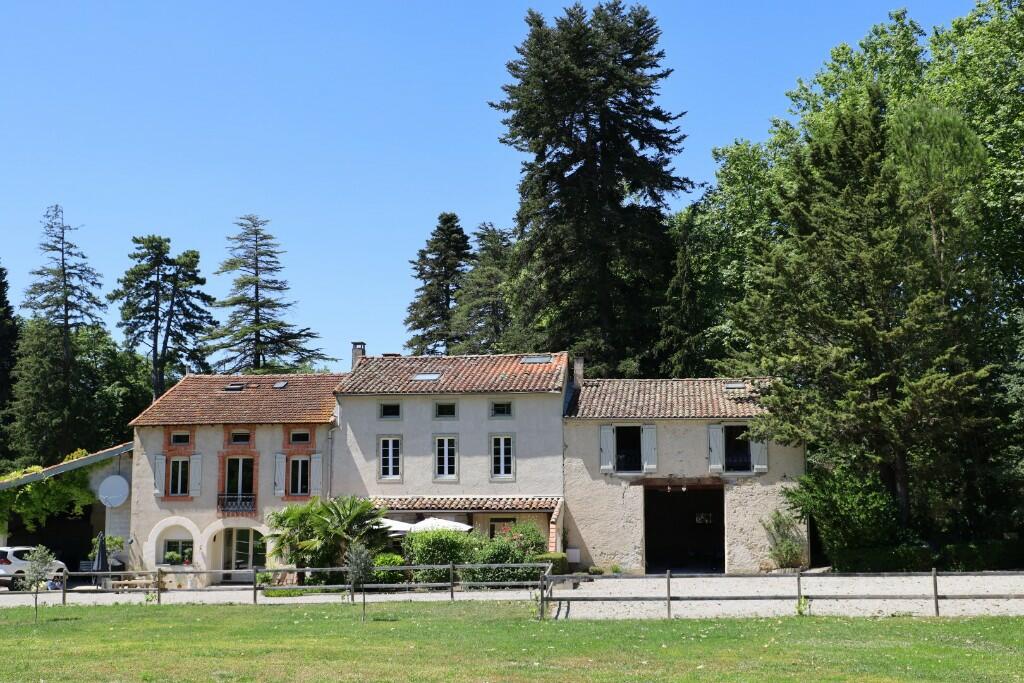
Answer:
[{"left": 326, "top": 424, "right": 338, "bottom": 498}]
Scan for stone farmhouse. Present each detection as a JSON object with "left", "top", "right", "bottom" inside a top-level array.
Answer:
[{"left": 14, "top": 344, "right": 804, "bottom": 578}]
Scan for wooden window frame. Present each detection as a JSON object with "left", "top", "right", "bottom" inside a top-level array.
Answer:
[{"left": 490, "top": 434, "right": 515, "bottom": 480}]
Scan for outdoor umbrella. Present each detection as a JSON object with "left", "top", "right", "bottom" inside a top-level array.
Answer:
[
  {"left": 380, "top": 518, "right": 414, "bottom": 537},
  {"left": 92, "top": 531, "right": 109, "bottom": 586},
  {"left": 409, "top": 517, "right": 472, "bottom": 532}
]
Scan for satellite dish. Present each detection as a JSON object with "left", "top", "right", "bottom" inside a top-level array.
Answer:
[{"left": 98, "top": 475, "right": 130, "bottom": 508}]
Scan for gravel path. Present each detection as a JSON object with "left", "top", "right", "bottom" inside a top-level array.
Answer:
[
  {"left": 3, "top": 573, "right": 1023, "bottom": 619},
  {"left": 548, "top": 573, "right": 1024, "bottom": 619}
]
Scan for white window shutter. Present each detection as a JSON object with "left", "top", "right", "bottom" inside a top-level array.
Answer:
[
  {"left": 708, "top": 425, "right": 724, "bottom": 473},
  {"left": 641, "top": 424, "right": 657, "bottom": 472},
  {"left": 189, "top": 454, "right": 202, "bottom": 496},
  {"left": 274, "top": 453, "right": 286, "bottom": 496},
  {"left": 751, "top": 440, "right": 768, "bottom": 472},
  {"left": 310, "top": 453, "right": 323, "bottom": 497},
  {"left": 599, "top": 425, "right": 614, "bottom": 472},
  {"left": 153, "top": 454, "right": 166, "bottom": 494}
]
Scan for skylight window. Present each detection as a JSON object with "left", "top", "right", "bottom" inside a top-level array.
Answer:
[
  {"left": 273, "top": 381, "right": 288, "bottom": 389},
  {"left": 520, "top": 354, "right": 552, "bottom": 364},
  {"left": 224, "top": 382, "right": 245, "bottom": 392},
  {"left": 724, "top": 381, "right": 746, "bottom": 390},
  {"left": 412, "top": 372, "right": 442, "bottom": 381}
]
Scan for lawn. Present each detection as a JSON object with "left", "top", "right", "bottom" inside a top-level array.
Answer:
[{"left": 1, "top": 600, "right": 1022, "bottom": 682}]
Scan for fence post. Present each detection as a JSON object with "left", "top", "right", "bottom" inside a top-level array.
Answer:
[
  {"left": 538, "top": 572, "right": 545, "bottom": 620},
  {"left": 156, "top": 568, "right": 162, "bottom": 605},
  {"left": 666, "top": 570, "right": 672, "bottom": 619},
  {"left": 932, "top": 567, "right": 939, "bottom": 617},
  {"left": 796, "top": 569, "right": 803, "bottom": 603},
  {"left": 61, "top": 568, "right": 67, "bottom": 606},
  {"left": 252, "top": 569, "right": 258, "bottom": 605},
  {"left": 449, "top": 562, "right": 455, "bottom": 602}
]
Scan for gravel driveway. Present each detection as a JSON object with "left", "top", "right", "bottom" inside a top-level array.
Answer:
[
  {"left": 3, "top": 573, "right": 1023, "bottom": 619},
  {"left": 548, "top": 572, "right": 1024, "bottom": 619}
]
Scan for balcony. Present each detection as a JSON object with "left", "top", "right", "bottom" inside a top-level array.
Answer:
[{"left": 218, "top": 493, "right": 256, "bottom": 514}]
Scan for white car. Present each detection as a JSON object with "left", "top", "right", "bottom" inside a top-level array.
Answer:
[{"left": 0, "top": 546, "right": 68, "bottom": 588}]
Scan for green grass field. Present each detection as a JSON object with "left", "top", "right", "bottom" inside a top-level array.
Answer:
[{"left": 2, "top": 600, "right": 1022, "bottom": 681}]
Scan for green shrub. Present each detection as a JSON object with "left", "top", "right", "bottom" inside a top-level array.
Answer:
[
  {"left": 255, "top": 571, "right": 274, "bottom": 587},
  {"left": 402, "top": 530, "right": 484, "bottom": 583},
  {"left": 784, "top": 458, "right": 906, "bottom": 564},
  {"left": 587, "top": 565, "right": 605, "bottom": 575},
  {"left": 831, "top": 544, "right": 934, "bottom": 572},
  {"left": 373, "top": 552, "right": 408, "bottom": 584},
  {"left": 939, "top": 540, "right": 1024, "bottom": 571},
  {"left": 610, "top": 564, "right": 622, "bottom": 574},
  {"left": 761, "top": 510, "right": 805, "bottom": 569},
  {"left": 462, "top": 523, "right": 548, "bottom": 584},
  {"left": 535, "top": 552, "right": 568, "bottom": 575}
]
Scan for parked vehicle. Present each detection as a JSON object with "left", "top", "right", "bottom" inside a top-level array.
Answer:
[{"left": 0, "top": 546, "right": 68, "bottom": 588}]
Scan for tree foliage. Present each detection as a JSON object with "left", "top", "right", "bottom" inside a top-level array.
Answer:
[
  {"left": 404, "top": 212, "right": 472, "bottom": 355},
  {"left": 207, "top": 215, "right": 329, "bottom": 373},
  {"left": 492, "top": 1, "right": 691, "bottom": 376},
  {"left": 449, "top": 224, "right": 514, "bottom": 355},
  {"left": 7, "top": 321, "right": 149, "bottom": 466},
  {"left": 0, "top": 261, "right": 19, "bottom": 463},
  {"left": 108, "top": 235, "right": 216, "bottom": 399},
  {"left": 0, "top": 449, "right": 97, "bottom": 537},
  {"left": 266, "top": 496, "right": 388, "bottom": 568}
]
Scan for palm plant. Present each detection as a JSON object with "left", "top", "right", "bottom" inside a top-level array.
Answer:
[{"left": 266, "top": 496, "right": 389, "bottom": 569}]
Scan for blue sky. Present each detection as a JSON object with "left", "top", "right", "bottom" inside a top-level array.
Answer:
[{"left": 0, "top": 1, "right": 972, "bottom": 370}]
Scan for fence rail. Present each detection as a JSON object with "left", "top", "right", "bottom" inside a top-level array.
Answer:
[
  {"left": 1, "top": 562, "right": 551, "bottom": 606},
  {"left": 537, "top": 568, "right": 1024, "bottom": 619},
  {"left": 6, "top": 565, "right": 1023, "bottom": 618}
]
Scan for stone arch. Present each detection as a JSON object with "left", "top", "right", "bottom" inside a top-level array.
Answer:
[
  {"left": 199, "top": 518, "right": 273, "bottom": 573},
  {"left": 143, "top": 516, "right": 203, "bottom": 569}
]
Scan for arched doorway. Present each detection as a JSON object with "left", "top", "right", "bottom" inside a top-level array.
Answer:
[{"left": 221, "top": 527, "right": 266, "bottom": 582}]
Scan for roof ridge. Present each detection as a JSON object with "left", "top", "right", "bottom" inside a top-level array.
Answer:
[
  {"left": 582, "top": 376, "right": 772, "bottom": 382},
  {"left": 361, "top": 351, "right": 566, "bottom": 361}
]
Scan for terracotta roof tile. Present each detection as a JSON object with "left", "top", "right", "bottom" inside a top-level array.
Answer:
[
  {"left": 335, "top": 352, "right": 567, "bottom": 395},
  {"left": 370, "top": 495, "right": 562, "bottom": 512},
  {"left": 129, "top": 373, "right": 345, "bottom": 426},
  {"left": 567, "top": 378, "right": 768, "bottom": 419}
]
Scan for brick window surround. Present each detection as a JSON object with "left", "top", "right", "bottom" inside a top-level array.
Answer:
[
  {"left": 282, "top": 424, "right": 316, "bottom": 501},
  {"left": 218, "top": 425, "right": 258, "bottom": 517},
  {"left": 161, "top": 427, "right": 195, "bottom": 501}
]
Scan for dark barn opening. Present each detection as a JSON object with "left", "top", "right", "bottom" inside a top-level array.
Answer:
[{"left": 644, "top": 485, "right": 725, "bottom": 573}]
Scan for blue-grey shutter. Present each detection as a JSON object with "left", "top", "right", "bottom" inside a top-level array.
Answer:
[
  {"left": 189, "top": 454, "right": 202, "bottom": 496},
  {"left": 274, "top": 453, "right": 286, "bottom": 496},
  {"left": 641, "top": 424, "right": 657, "bottom": 472},
  {"left": 599, "top": 425, "right": 614, "bottom": 472},
  {"left": 708, "top": 425, "right": 724, "bottom": 473},
  {"left": 310, "top": 453, "right": 323, "bottom": 496},
  {"left": 153, "top": 454, "right": 166, "bottom": 494},
  {"left": 751, "top": 440, "right": 768, "bottom": 472}
]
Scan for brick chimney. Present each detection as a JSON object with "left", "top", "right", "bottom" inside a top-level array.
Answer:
[
  {"left": 573, "top": 356, "right": 584, "bottom": 388},
  {"left": 351, "top": 341, "right": 366, "bottom": 370}
]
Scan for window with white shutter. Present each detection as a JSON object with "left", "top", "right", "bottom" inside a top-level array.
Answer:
[
  {"left": 708, "top": 425, "right": 724, "bottom": 473},
  {"left": 154, "top": 454, "right": 166, "bottom": 494},
  {"left": 641, "top": 424, "right": 657, "bottom": 473},
  {"left": 188, "top": 454, "right": 202, "bottom": 496},
  {"left": 599, "top": 425, "right": 614, "bottom": 472},
  {"left": 274, "top": 453, "right": 286, "bottom": 496}
]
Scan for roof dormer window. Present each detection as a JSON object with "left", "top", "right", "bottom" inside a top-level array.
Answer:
[{"left": 412, "top": 372, "right": 442, "bottom": 381}]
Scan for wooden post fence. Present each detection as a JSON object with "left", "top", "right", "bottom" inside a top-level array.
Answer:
[
  {"left": 538, "top": 573, "right": 546, "bottom": 620},
  {"left": 449, "top": 563, "right": 455, "bottom": 602},
  {"left": 156, "top": 567, "right": 163, "bottom": 605},
  {"left": 666, "top": 570, "right": 672, "bottom": 619},
  {"left": 252, "top": 570, "right": 259, "bottom": 605},
  {"left": 932, "top": 568, "right": 940, "bottom": 617}
]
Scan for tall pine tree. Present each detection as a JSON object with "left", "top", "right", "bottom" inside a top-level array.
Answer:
[
  {"left": 0, "top": 260, "right": 19, "bottom": 463},
  {"left": 20, "top": 204, "right": 105, "bottom": 458},
  {"left": 207, "top": 215, "right": 329, "bottom": 373},
  {"left": 493, "top": 2, "right": 691, "bottom": 376},
  {"left": 404, "top": 212, "right": 471, "bottom": 355},
  {"left": 108, "top": 235, "right": 216, "bottom": 400},
  {"left": 450, "top": 224, "right": 514, "bottom": 355}
]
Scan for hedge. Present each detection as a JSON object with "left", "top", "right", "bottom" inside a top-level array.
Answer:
[
  {"left": 373, "top": 552, "right": 408, "bottom": 584},
  {"left": 938, "top": 540, "right": 1024, "bottom": 571},
  {"left": 830, "top": 544, "right": 933, "bottom": 572},
  {"left": 535, "top": 552, "right": 568, "bottom": 575}
]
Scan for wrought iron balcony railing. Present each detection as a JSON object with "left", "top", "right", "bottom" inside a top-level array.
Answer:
[{"left": 218, "top": 493, "right": 256, "bottom": 513}]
